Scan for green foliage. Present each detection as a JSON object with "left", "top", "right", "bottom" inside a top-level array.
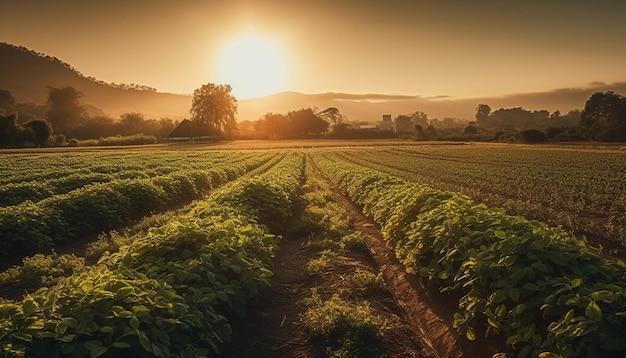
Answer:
[
  {"left": 340, "top": 231, "right": 368, "bottom": 252},
  {"left": 349, "top": 269, "right": 385, "bottom": 296},
  {"left": 0, "top": 152, "right": 305, "bottom": 357},
  {"left": 0, "top": 152, "right": 278, "bottom": 257},
  {"left": 0, "top": 253, "right": 86, "bottom": 289},
  {"left": 306, "top": 250, "right": 339, "bottom": 276},
  {"left": 301, "top": 288, "right": 385, "bottom": 357},
  {"left": 313, "top": 152, "right": 626, "bottom": 358}
]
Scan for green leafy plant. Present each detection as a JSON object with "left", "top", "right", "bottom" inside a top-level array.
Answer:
[{"left": 301, "top": 288, "right": 386, "bottom": 358}]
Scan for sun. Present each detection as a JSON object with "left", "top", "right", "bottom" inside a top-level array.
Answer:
[{"left": 216, "top": 33, "right": 287, "bottom": 99}]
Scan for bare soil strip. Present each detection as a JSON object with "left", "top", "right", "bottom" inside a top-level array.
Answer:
[
  {"left": 333, "top": 188, "right": 504, "bottom": 358},
  {"left": 224, "top": 161, "right": 504, "bottom": 357}
]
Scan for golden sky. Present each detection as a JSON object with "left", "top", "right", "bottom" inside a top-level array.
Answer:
[{"left": 1, "top": 0, "right": 625, "bottom": 99}]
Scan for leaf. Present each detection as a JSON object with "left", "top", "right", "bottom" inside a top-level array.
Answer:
[
  {"left": 22, "top": 299, "right": 38, "bottom": 316},
  {"left": 116, "top": 286, "right": 134, "bottom": 299},
  {"left": 90, "top": 346, "right": 108, "bottom": 358},
  {"left": 465, "top": 326, "right": 476, "bottom": 341},
  {"left": 570, "top": 278, "right": 583, "bottom": 288},
  {"left": 80, "top": 280, "right": 93, "bottom": 293},
  {"left": 111, "top": 342, "right": 131, "bottom": 349},
  {"left": 585, "top": 301, "right": 602, "bottom": 322},
  {"left": 494, "top": 230, "right": 507, "bottom": 239},
  {"left": 99, "top": 326, "right": 114, "bottom": 334},
  {"left": 590, "top": 290, "right": 614, "bottom": 303},
  {"left": 137, "top": 331, "right": 153, "bottom": 353},
  {"left": 129, "top": 316, "right": 140, "bottom": 330},
  {"left": 509, "top": 288, "right": 521, "bottom": 302}
]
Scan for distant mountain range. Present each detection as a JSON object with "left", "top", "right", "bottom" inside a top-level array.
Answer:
[{"left": 2, "top": 42, "right": 625, "bottom": 123}]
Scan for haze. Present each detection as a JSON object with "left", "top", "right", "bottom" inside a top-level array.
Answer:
[{"left": 1, "top": 0, "right": 625, "bottom": 100}]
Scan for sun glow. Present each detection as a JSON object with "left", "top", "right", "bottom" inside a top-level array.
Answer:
[{"left": 216, "top": 33, "right": 287, "bottom": 99}]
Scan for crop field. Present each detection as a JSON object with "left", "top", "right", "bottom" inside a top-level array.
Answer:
[{"left": 1, "top": 141, "right": 625, "bottom": 358}]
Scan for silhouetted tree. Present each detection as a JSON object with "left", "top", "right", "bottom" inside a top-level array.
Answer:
[
  {"left": 45, "top": 86, "right": 87, "bottom": 135},
  {"left": 580, "top": 91, "right": 626, "bottom": 141},
  {"left": 117, "top": 112, "right": 144, "bottom": 135},
  {"left": 319, "top": 107, "right": 345, "bottom": 125},
  {"left": 475, "top": 104, "right": 491, "bottom": 123},
  {"left": 0, "top": 89, "right": 16, "bottom": 115},
  {"left": 260, "top": 112, "right": 291, "bottom": 139},
  {"left": 410, "top": 111, "right": 429, "bottom": 127},
  {"left": 72, "top": 116, "right": 116, "bottom": 139},
  {"left": 288, "top": 108, "right": 328, "bottom": 137},
  {"left": 425, "top": 124, "right": 438, "bottom": 139},
  {"left": 23, "top": 119, "right": 53, "bottom": 146},
  {"left": 190, "top": 83, "right": 237, "bottom": 138},
  {"left": 414, "top": 124, "right": 426, "bottom": 140},
  {"left": 464, "top": 124, "right": 478, "bottom": 135},
  {"left": 0, "top": 113, "right": 22, "bottom": 147},
  {"left": 521, "top": 129, "right": 547, "bottom": 143}
]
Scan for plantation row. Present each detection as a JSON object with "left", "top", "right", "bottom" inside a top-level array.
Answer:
[
  {"left": 0, "top": 151, "right": 236, "bottom": 207},
  {"left": 334, "top": 146, "right": 626, "bottom": 250},
  {"left": 311, "top": 152, "right": 626, "bottom": 358},
  {"left": 0, "top": 152, "right": 283, "bottom": 257},
  {"left": 0, "top": 153, "right": 304, "bottom": 357}
]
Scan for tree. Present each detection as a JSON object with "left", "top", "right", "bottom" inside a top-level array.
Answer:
[
  {"left": 45, "top": 86, "right": 87, "bottom": 135},
  {"left": 261, "top": 112, "right": 291, "bottom": 139},
  {"left": 190, "top": 83, "right": 238, "bottom": 138},
  {"left": 414, "top": 124, "right": 426, "bottom": 140},
  {"left": 23, "top": 119, "right": 53, "bottom": 146},
  {"left": 580, "top": 91, "right": 626, "bottom": 141},
  {"left": 117, "top": 112, "right": 144, "bottom": 135},
  {"left": 475, "top": 104, "right": 491, "bottom": 123},
  {"left": 319, "top": 107, "right": 345, "bottom": 125},
  {"left": 521, "top": 129, "right": 547, "bottom": 143},
  {"left": 0, "top": 89, "right": 16, "bottom": 115},
  {"left": 0, "top": 113, "right": 22, "bottom": 147},
  {"left": 425, "top": 124, "right": 438, "bottom": 140},
  {"left": 464, "top": 124, "right": 478, "bottom": 135},
  {"left": 288, "top": 108, "right": 328, "bottom": 137}
]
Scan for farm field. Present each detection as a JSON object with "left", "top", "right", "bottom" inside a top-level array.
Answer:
[{"left": 1, "top": 140, "right": 625, "bottom": 358}]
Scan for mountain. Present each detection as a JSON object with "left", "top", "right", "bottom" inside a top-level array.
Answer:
[
  {"left": 238, "top": 83, "right": 626, "bottom": 123},
  {"left": 2, "top": 42, "right": 624, "bottom": 123},
  {"left": 0, "top": 43, "right": 191, "bottom": 120}
]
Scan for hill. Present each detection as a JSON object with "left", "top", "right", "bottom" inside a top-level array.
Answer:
[
  {"left": 237, "top": 83, "right": 626, "bottom": 123},
  {"left": 2, "top": 42, "right": 625, "bottom": 123},
  {"left": 0, "top": 43, "right": 191, "bottom": 120}
]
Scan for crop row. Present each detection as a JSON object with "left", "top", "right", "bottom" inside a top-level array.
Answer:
[
  {"left": 0, "top": 153, "right": 305, "bottom": 357},
  {"left": 311, "top": 152, "right": 626, "bottom": 358},
  {"left": 333, "top": 147, "right": 626, "bottom": 250},
  {"left": 0, "top": 152, "right": 237, "bottom": 207},
  {"left": 0, "top": 153, "right": 282, "bottom": 257}
]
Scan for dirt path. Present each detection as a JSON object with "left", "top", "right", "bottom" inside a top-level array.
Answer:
[{"left": 223, "top": 160, "right": 504, "bottom": 357}]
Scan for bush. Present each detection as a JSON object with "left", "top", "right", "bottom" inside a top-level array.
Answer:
[{"left": 521, "top": 129, "right": 548, "bottom": 143}]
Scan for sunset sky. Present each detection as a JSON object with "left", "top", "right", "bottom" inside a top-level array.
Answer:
[{"left": 1, "top": 0, "right": 625, "bottom": 100}]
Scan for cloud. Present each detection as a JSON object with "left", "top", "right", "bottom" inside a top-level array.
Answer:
[{"left": 315, "top": 92, "right": 423, "bottom": 102}]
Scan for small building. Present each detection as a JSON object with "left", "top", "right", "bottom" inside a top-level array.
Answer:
[
  {"left": 167, "top": 119, "right": 194, "bottom": 139},
  {"left": 167, "top": 119, "right": 214, "bottom": 142}
]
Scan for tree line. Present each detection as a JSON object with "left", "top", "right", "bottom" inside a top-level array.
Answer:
[{"left": 1, "top": 82, "right": 625, "bottom": 148}]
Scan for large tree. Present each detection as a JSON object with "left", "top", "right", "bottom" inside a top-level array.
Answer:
[
  {"left": 475, "top": 104, "right": 491, "bottom": 123},
  {"left": 0, "top": 89, "right": 16, "bottom": 115},
  {"left": 23, "top": 119, "right": 53, "bottom": 146},
  {"left": 259, "top": 112, "right": 291, "bottom": 139},
  {"left": 288, "top": 108, "right": 328, "bottom": 137},
  {"left": 45, "top": 86, "right": 87, "bottom": 136},
  {"left": 580, "top": 91, "right": 626, "bottom": 141},
  {"left": 190, "top": 83, "right": 237, "bottom": 138}
]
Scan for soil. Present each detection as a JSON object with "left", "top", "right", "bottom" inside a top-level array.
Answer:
[{"left": 223, "top": 163, "right": 506, "bottom": 357}]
